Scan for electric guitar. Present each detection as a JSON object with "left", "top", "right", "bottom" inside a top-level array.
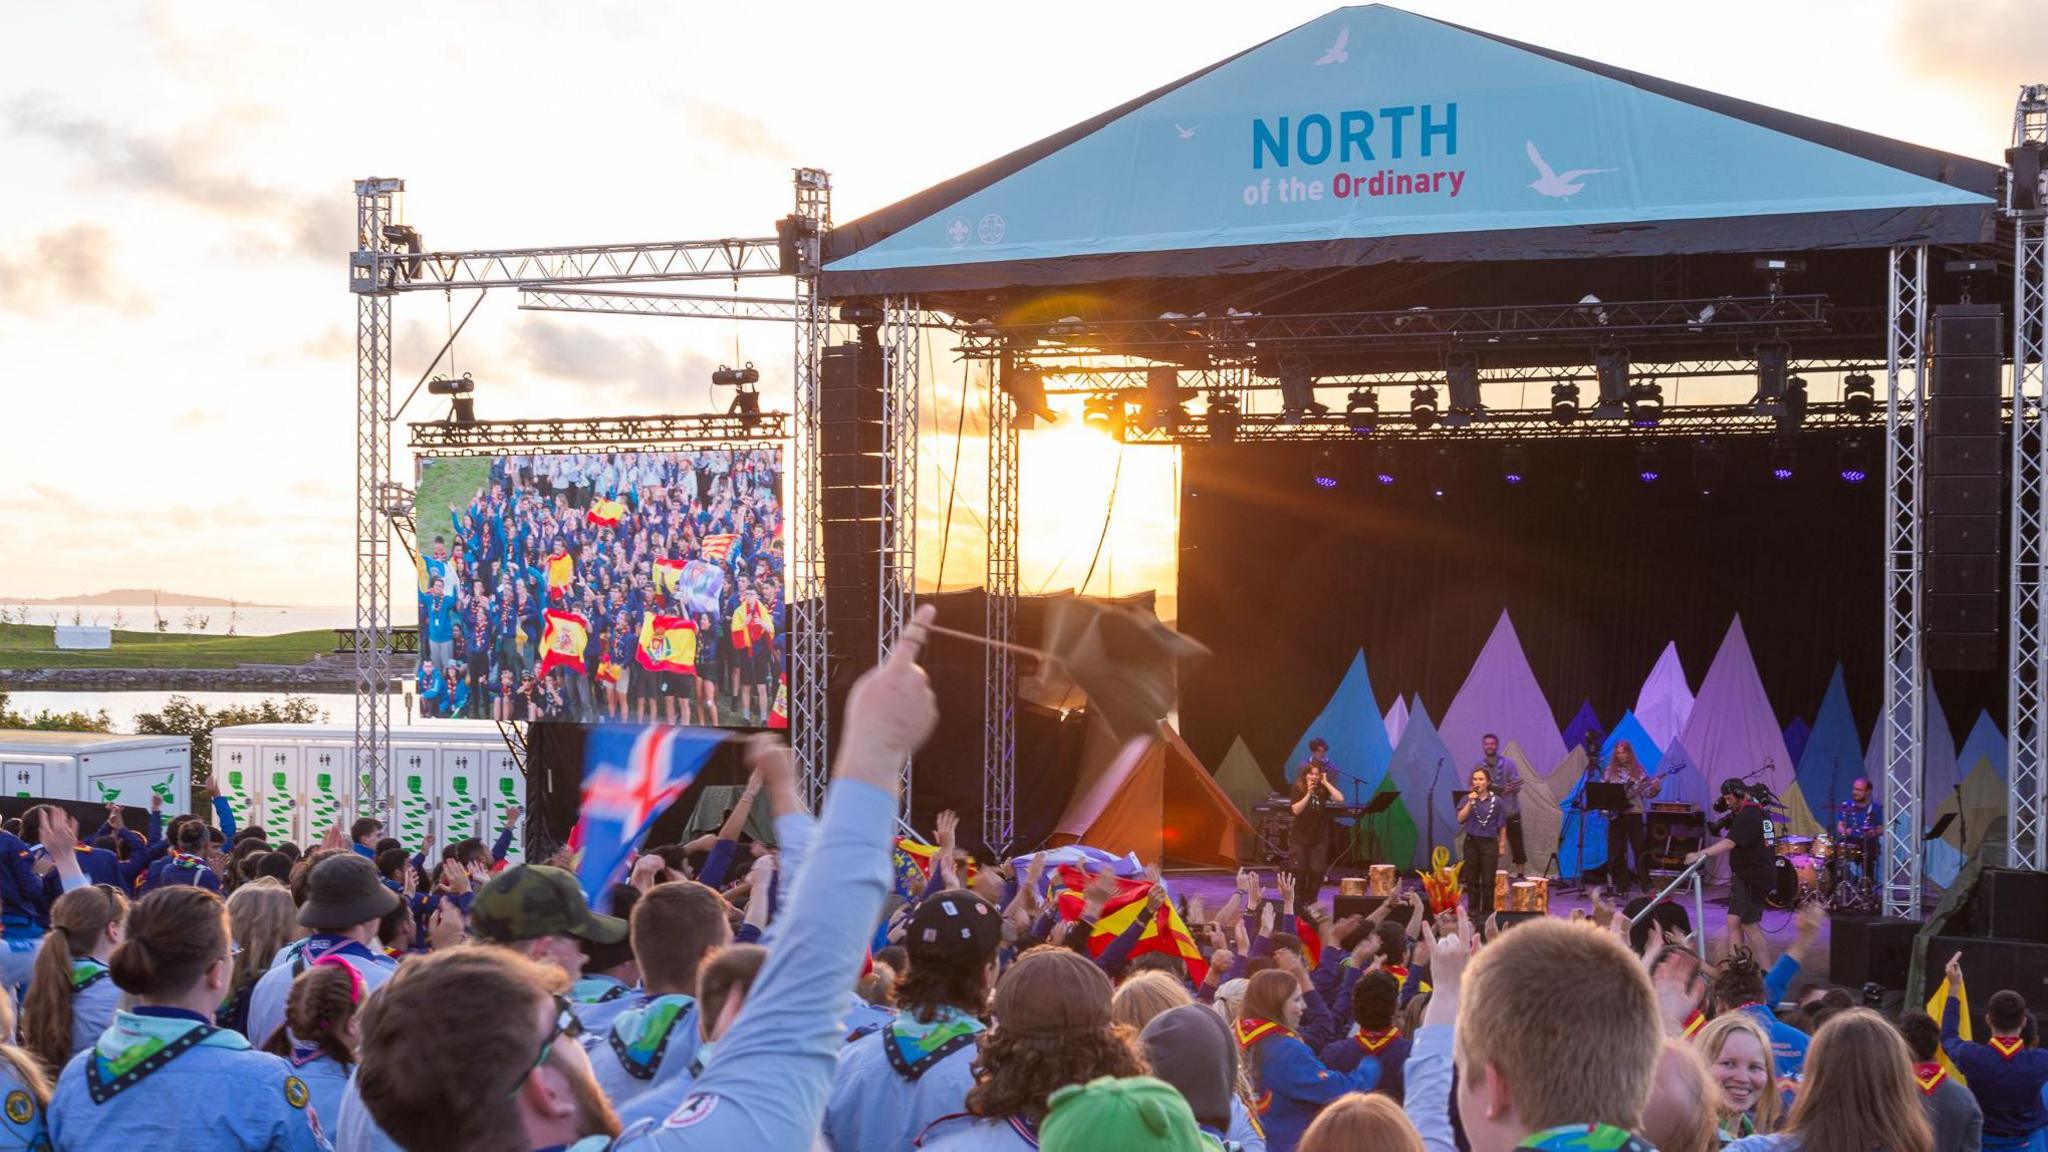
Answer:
[{"left": 1619, "top": 764, "right": 1685, "bottom": 804}]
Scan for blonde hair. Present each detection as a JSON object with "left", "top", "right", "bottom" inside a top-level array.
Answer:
[
  {"left": 1213, "top": 978, "right": 1248, "bottom": 1023},
  {"left": 1297, "top": 1092, "right": 1424, "bottom": 1152},
  {"left": 228, "top": 880, "right": 300, "bottom": 997},
  {"left": 0, "top": 990, "right": 52, "bottom": 1108},
  {"left": 1695, "top": 1012, "right": 1781, "bottom": 1135},
  {"left": 1454, "top": 918, "right": 1659, "bottom": 1133},
  {"left": 1111, "top": 971, "right": 1193, "bottom": 1034},
  {"left": 1644, "top": 1037, "right": 1718, "bottom": 1152},
  {"left": 1780, "top": 1009, "right": 1931, "bottom": 1152}
]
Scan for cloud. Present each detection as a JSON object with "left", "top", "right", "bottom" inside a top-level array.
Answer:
[
  {"left": 1893, "top": 0, "right": 2048, "bottom": 107},
  {"left": 682, "top": 98, "right": 793, "bottom": 160},
  {"left": 2, "top": 94, "right": 347, "bottom": 262},
  {"left": 508, "top": 318, "right": 723, "bottom": 407},
  {"left": 0, "top": 224, "right": 146, "bottom": 315}
]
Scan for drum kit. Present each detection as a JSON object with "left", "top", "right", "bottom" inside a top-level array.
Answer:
[{"left": 1768, "top": 828, "right": 1878, "bottom": 912}]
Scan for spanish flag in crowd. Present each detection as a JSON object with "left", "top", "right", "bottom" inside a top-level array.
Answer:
[
  {"left": 1925, "top": 971, "right": 1972, "bottom": 1086},
  {"left": 587, "top": 498, "right": 628, "bottom": 528},
  {"left": 891, "top": 838, "right": 943, "bottom": 896},
  {"left": 537, "top": 610, "right": 590, "bottom": 676},
  {"left": 546, "top": 551, "right": 575, "bottom": 598},
  {"left": 699, "top": 533, "right": 738, "bottom": 563},
  {"left": 652, "top": 557, "right": 687, "bottom": 595},
  {"left": 731, "top": 601, "right": 774, "bottom": 650},
  {"left": 768, "top": 675, "right": 788, "bottom": 730},
  {"left": 636, "top": 613, "right": 697, "bottom": 674},
  {"left": 1050, "top": 866, "right": 1209, "bottom": 985},
  {"left": 595, "top": 658, "right": 622, "bottom": 685}
]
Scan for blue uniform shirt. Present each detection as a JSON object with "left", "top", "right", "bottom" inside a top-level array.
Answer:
[
  {"left": 587, "top": 995, "right": 701, "bottom": 1110},
  {"left": 569, "top": 975, "right": 647, "bottom": 1043},
  {"left": 823, "top": 1010, "right": 984, "bottom": 1152},
  {"left": 0, "top": 1055, "right": 49, "bottom": 1152},
  {"left": 49, "top": 1008, "right": 325, "bottom": 1151},
  {"left": 65, "top": 960, "right": 120, "bottom": 1063},
  {"left": 282, "top": 1048, "right": 353, "bottom": 1143},
  {"left": 1242, "top": 1022, "right": 1379, "bottom": 1152},
  {"left": 247, "top": 936, "right": 397, "bottom": 1055}
]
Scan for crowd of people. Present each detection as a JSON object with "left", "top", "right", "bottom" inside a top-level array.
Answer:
[
  {"left": 0, "top": 604, "right": 2041, "bottom": 1151},
  {"left": 414, "top": 449, "right": 786, "bottom": 725}
]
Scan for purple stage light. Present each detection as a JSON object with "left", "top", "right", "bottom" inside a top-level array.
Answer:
[
  {"left": 1638, "top": 469, "right": 1660, "bottom": 483},
  {"left": 1504, "top": 473, "right": 1524, "bottom": 485},
  {"left": 1314, "top": 475, "right": 1339, "bottom": 489},
  {"left": 1772, "top": 467, "right": 1795, "bottom": 481},
  {"left": 1376, "top": 472, "right": 1396, "bottom": 485},
  {"left": 1840, "top": 467, "right": 1867, "bottom": 484}
]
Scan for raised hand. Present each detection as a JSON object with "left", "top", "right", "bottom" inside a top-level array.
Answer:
[
  {"left": 1082, "top": 867, "right": 1119, "bottom": 918},
  {"left": 629, "top": 853, "right": 666, "bottom": 892},
  {"left": 934, "top": 810, "right": 959, "bottom": 854},
  {"left": 1259, "top": 902, "right": 1276, "bottom": 937},
  {"left": 440, "top": 859, "right": 472, "bottom": 895},
  {"left": 1277, "top": 872, "right": 1297, "bottom": 916},
  {"left": 427, "top": 901, "right": 467, "bottom": 951},
  {"left": 1273, "top": 945, "right": 1311, "bottom": 990}
]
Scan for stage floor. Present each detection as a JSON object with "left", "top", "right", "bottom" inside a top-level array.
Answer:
[{"left": 1166, "top": 867, "right": 1838, "bottom": 984}]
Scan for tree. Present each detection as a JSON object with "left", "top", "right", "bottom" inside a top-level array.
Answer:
[
  {"left": 0, "top": 691, "right": 113, "bottom": 733},
  {"left": 133, "top": 694, "right": 326, "bottom": 788}
]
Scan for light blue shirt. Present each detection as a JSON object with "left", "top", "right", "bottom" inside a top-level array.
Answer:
[
  {"left": 0, "top": 1056, "right": 49, "bottom": 1152},
  {"left": 67, "top": 964, "right": 119, "bottom": 1062},
  {"left": 919, "top": 1116, "right": 1037, "bottom": 1151},
  {"left": 330, "top": 1071, "right": 400, "bottom": 1152},
  {"left": 823, "top": 1023, "right": 980, "bottom": 1152},
  {"left": 610, "top": 778, "right": 895, "bottom": 1149},
  {"left": 285, "top": 1052, "right": 352, "bottom": 1143},
  {"left": 1402, "top": 1023, "right": 1456, "bottom": 1152},
  {"left": 587, "top": 995, "right": 701, "bottom": 1108},
  {"left": 247, "top": 938, "right": 397, "bottom": 1053}
]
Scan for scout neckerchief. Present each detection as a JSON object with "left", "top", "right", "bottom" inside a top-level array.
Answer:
[
  {"left": 165, "top": 849, "right": 209, "bottom": 876},
  {"left": 1003, "top": 1115, "right": 1041, "bottom": 1147},
  {"left": 86, "top": 1008, "right": 248, "bottom": 1103},
  {"left": 1233, "top": 1017, "right": 1294, "bottom": 1049},
  {"left": 1914, "top": 1061, "right": 1949, "bottom": 1094},
  {"left": 884, "top": 1006, "right": 984, "bottom": 1081},
  {"left": 1354, "top": 1026, "right": 1403, "bottom": 1055},
  {"left": 1517, "top": 1124, "right": 1655, "bottom": 1151},
  {"left": 293, "top": 934, "right": 391, "bottom": 978},
  {"left": 70, "top": 957, "right": 110, "bottom": 992},
  {"left": 609, "top": 993, "right": 695, "bottom": 1080},
  {"left": 1989, "top": 1035, "right": 2025, "bottom": 1059},
  {"left": 571, "top": 974, "right": 633, "bottom": 1005}
]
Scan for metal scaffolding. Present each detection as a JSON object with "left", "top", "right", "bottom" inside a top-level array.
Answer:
[
  {"left": 879, "top": 297, "right": 922, "bottom": 820},
  {"left": 791, "top": 169, "right": 833, "bottom": 810},
  {"left": 409, "top": 412, "right": 789, "bottom": 454},
  {"left": 984, "top": 364, "right": 1019, "bottom": 855},
  {"left": 1881, "top": 244, "right": 1929, "bottom": 919},
  {"left": 2010, "top": 83, "right": 2048, "bottom": 870}
]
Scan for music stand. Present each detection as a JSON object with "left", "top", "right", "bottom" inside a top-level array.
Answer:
[
  {"left": 1357, "top": 790, "right": 1400, "bottom": 864},
  {"left": 1584, "top": 782, "right": 1630, "bottom": 814}
]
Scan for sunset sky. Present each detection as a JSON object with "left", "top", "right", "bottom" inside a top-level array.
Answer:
[{"left": 1, "top": 0, "right": 2039, "bottom": 619}]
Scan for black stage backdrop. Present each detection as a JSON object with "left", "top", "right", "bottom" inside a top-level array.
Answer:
[{"left": 1178, "top": 433, "right": 2002, "bottom": 782}]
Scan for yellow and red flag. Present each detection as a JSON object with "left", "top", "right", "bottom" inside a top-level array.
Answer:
[
  {"left": 768, "top": 675, "right": 788, "bottom": 730},
  {"left": 1051, "top": 867, "right": 1208, "bottom": 985},
  {"left": 546, "top": 551, "right": 575, "bottom": 598},
  {"left": 699, "top": 533, "right": 738, "bottom": 563},
  {"left": 537, "top": 610, "right": 590, "bottom": 676},
  {"left": 636, "top": 613, "right": 697, "bottom": 674},
  {"left": 730, "top": 602, "right": 774, "bottom": 650},
  {"left": 652, "top": 557, "right": 687, "bottom": 595},
  {"left": 586, "top": 498, "right": 627, "bottom": 528},
  {"left": 1926, "top": 972, "right": 1972, "bottom": 1086},
  {"left": 596, "top": 659, "right": 622, "bottom": 685}
]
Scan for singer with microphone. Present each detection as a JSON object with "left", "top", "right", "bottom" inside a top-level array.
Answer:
[
  {"left": 1457, "top": 766, "right": 1507, "bottom": 919},
  {"left": 1291, "top": 738, "right": 1345, "bottom": 899}
]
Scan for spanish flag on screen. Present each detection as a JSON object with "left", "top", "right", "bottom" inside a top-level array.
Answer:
[
  {"left": 768, "top": 675, "right": 788, "bottom": 729},
  {"left": 538, "top": 610, "right": 590, "bottom": 676},
  {"left": 731, "top": 602, "right": 774, "bottom": 650},
  {"left": 636, "top": 612, "right": 697, "bottom": 674},
  {"left": 587, "top": 498, "right": 627, "bottom": 528},
  {"left": 699, "top": 533, "right": 738, "bottom": 563},
  {"left": 546, "top": 551, "right": 575, "bottom": 598},
  {"left": 652, "top": 557, "right": 687, "bottom": 595}
]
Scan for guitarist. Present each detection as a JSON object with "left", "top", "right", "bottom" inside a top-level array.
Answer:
[
  {"left": 1601, "top": 739, "right": 1659, "bottom": 895},
  {"left": 1474, "top": 734, "right": 1527, "bottom": 879}
]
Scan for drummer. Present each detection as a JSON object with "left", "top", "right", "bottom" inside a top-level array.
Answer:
[{"left": 1834, "top": 778, "right": 1882, "bottom": 845}]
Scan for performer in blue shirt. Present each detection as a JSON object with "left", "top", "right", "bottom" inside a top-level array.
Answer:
[{"left": 1457, "top": 767, "right": 1507, "bottom": 920}]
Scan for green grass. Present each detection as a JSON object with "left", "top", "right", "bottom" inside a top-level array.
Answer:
[
  {"left": 414, "top": 457, "right": 494, "bottom": 562},
  {"left": 0, "top": 623, "right": 336, "bottom": 669}
]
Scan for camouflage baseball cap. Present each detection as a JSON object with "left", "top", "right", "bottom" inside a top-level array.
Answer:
[{"left": 469, "top": 864, "right": 627, "bottom": 946}]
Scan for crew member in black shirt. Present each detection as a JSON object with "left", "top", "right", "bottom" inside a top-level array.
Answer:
[
  {"left": 1687, "top": 778, "right": 1774, "bottom": 962},
  {"left": 1290, "top": 738, "right": 1344, "bottom": 900}
]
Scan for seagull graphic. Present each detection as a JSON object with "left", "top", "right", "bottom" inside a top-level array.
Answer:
[
  {"left": 1315, "top": 26, "right": 1349, "bottom": 65},
  {"left": 1525, "top": 141, "right": 1614, "bottom": 198},
  {"left": 1175, "top": 124, "right": 1198, "bottom": 139}
]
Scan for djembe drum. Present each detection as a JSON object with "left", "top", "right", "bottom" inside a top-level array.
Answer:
[
  {"left": 1493, "top": 870, "right": 1511, "bottom": 909},
  {"left": 1338, "top": 876, "right": 1368, "bottom": 898},
  {"left": 1368, "top": 864, "right": 1396, "bottom": 897}
]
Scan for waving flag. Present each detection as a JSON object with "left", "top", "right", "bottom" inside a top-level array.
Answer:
[
  {"left": 698, "top": 533, "right": 738, "bottom": 563},
  {"left": 768, "top": 675, "right": 788, "bottom": 730},
  {"left": 587, "top": 498, "right": 628, "bottom": 528},
  {"left": 1051, "top": 869, "right": 1207, "bottom": 985},
  {"left": 538, "top": 610, "right": 591, "bottom": 676},
  {"left": 545, "top": 552, "right": 575, "bottom": 598},
  {"left": 678, "top": 560, "right": 726, "bottom": 617},
  {"left": 575, "top": 725, "right": 725, "bottom": 906},
  {"left": 636, "top": 613, "right": 697, "bottom": 674},
  {"left": 652, "top": 557, "right": 688, "bottom": 595}
]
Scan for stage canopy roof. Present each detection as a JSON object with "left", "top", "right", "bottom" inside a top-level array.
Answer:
[{"left": 822, "top": 5, "right": 2000, "bottom": 305}]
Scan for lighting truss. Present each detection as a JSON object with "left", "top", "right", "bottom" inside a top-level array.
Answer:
[
  {"left": 791, "top": 168, "right": 832, "bottom": 809},
  {"left": 518, "top": 287, "right": 963, "bottom": 329},
  {"left": 2009, "top": 83, "right": 2048, "bottom": 870},
  {"left": 880, "top": 296, "right": 921, "bottom": 825},
  {"left": 1114, "top": 402, "right": 1888, "bottom": 444},
  {"left": 359, "top": 237, "right": 785, "bottom": 292},
  {"left": 408, "top": 413, "right": 790, "bottom": 455},
  {"left": 985, "top": 367, "right": 1019, "bottom": 856},
  {"left": 1881, "top": 244, "right": 1928, "bottom": 919},
  {"left": 1030, "top": 361, "right": 1887, "bottom": 397}
]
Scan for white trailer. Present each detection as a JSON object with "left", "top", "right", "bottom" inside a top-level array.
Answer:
[
  {"left": 0, "top": 731, "right": 193, "bottom": 814},
  {"left": 210, "top": 723, "right": 524, "bottom": 859}
]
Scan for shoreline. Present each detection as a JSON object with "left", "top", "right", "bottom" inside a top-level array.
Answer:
[{"left": 0, "top": 666, "right": 382, "bottom": 692}]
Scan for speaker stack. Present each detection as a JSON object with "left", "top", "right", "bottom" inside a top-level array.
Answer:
[
  {"left": 1924, "top": 304, "right": 2003, "bottom": 671},
  {"left": 821, "top": 335, "right": 887, "bottom": 738}
]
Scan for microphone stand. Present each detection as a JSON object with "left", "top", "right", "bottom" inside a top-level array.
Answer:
[{"left": 1425, "top": 757, "right": 1444, "bottom": 864}]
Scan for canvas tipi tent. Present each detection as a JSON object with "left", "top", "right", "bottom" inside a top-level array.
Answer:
[
  {"left": 1050, "top": 721, "right": 1256, "bottom": 867},
  {"left": 1635, "top": 642, "right": 1696, "bottom": 752},
  {"left": 1440, "top": 612, "right": 1568, "bottom": 784}
]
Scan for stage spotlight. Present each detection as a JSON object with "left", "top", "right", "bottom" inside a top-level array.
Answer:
[
  {"left": 1501, "top": 443, "right": 1528, "bottom": 486},
  {"left": 1410, "top": 385, "right": 1440, "bottom": 430},
  {"left": 427, "top": 372, "right": 477, "bottom": 424},
  {"left": 1691, "top": 440, "right": 1725, "bottom": 495},
  {"left": 1278, "top": 356, "right": 1326, "bottom": 423},
  {"left": 1346, "top": 389, "right": 1378, "bottom": 435},
  {"left": 1550, "top": 382, "right": 1581, "bottom": 425},
  {"left": 1141, "top": 366, "right": 1192, "bottom": 433},
  {"left": 1207, "top": 395, "right": 1240, "bottom": 443},
  {"left": 1427, "top": 447, "right": 1456, "bottom": 498},
  {"left": 1628, "top": 380, "right": 1664, "bottom": 427},
  {"left": 1593, "top": 346, "right": 1630, "bottom": 419},
  {"left": 1082, "top": 394, "right": 1125, "bottom": 438},
  {"left": 1371, "top": 445, "right": 1398, "bottom": 486},
  {"left": 999, "top": 362, "right": 1057, "bottom": 427},
  {"left": 729, "top": 389, "right": 762, "bottom": 427},
  {"left": 1636, "top": 441, "right": 1663, "bottom": 484},
  {"left": 1776, "top": 375, "right": 1809, "bottom": 432},
  {"left": 1311, "top": 447, "right": 1340, "bottom": 490},
  {"left": 1838, "top": 437, "right": 1870, "bottom": 484},
  {"left": 1445, "top": 353, "right": 1481, "bottom": 427},
  {"left": 1754, "top": 342, "right": 1790, "bottom": 414},
  {"left": 712, "top": 363, "right": 760, "bottom": 388},
  {"left": 1843, "top": 373, "right": 1876, "bottom": 419},
  {"left": 1770, "top": 437, "right": 1797, "bottom": 481}
]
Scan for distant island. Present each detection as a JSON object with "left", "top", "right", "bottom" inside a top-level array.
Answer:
[{"left": 3, "top": 589, "right": 247, "bottom": 607}]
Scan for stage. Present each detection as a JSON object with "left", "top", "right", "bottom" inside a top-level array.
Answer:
[{"left": 1167, "top": 867, "right": 1837, "bottom": 984}]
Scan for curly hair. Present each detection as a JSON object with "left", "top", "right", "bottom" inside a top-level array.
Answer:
[
  {"left": 894, "top": 957, "right": 993, "bottom": 1024},
  {"left": 965, "top": 947, "right": 1146, "bottom": 1122},
  {"left": 264, "top": 960, "right": 363, "bottom": 1067},
  {"left": 1711, "top": 947, "right": 1767, "bottom": 1009}
]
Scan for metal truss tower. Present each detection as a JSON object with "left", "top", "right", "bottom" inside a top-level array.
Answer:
[
  {"left": 2009, "top": 84, "right": 2048, "bottom": 870},
  {"left": 350, "top": 179, "right": 402, "bottom": 807},
  {"left": 879, "top": 297, "right": 922, "bottom": 820},
  {"left": 791, "top": 169, "right": 833, "bottom": 810},
  {"left": 1881, "top": 244, "right": 1929, "bottom": 919},
  {"left": 984, "top": 366, "right": 1019, "bottom": 855}
]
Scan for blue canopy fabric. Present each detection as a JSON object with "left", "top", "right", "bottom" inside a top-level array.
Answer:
[{"left": 1283, "top": 649, "right": 1394, "bottom": 804}]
